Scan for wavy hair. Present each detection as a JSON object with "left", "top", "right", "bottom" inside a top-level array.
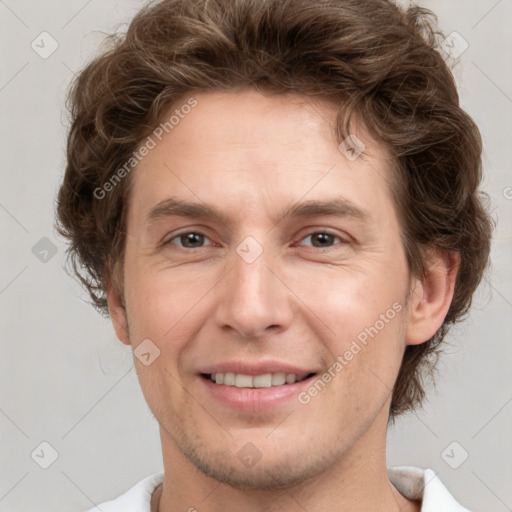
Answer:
[{"left": 55, "top": 0, "right": 493, "bottom": 416}]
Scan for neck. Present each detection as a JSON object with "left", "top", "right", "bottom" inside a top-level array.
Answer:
[{"left": 155, "top": 412, "right": 420, "bottom": 512}]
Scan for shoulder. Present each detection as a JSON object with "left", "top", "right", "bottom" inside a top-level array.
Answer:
[
  {"left": 84, "top": 472, "right": 164, "bottom": 512},
  {"left": 388, "top": 466, "right": 473, "bottom": 511}
]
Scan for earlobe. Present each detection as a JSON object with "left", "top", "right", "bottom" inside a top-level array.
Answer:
[
  {"left": 405, "top": 250, "right": 460, "bottom": 346},
  {"left": 106, "top": 281, "right": 131, "bottom": 346}
]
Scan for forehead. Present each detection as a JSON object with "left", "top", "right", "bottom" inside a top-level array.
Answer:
[{"left": 127, "top": 90, "right": 397, "bottom": 228}]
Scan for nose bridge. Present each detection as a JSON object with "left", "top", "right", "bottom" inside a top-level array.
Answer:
[{"left": 215, "top": 240, "right": 291, "bottom": 339}]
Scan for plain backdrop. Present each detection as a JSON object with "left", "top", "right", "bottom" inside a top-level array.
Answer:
[{"left": 0, "top": 0, "right": 511, "bottom": 510}]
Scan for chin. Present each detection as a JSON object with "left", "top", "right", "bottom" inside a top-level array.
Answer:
[{"left": 174, "top": 431, "right": 332, "bottom": 490}]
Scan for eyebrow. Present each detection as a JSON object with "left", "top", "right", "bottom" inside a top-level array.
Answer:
[{"left": 144, "top": 197, "right": 370, "bottom": 228}]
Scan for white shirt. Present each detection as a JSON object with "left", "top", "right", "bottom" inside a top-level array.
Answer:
[{"left": 87, "top": 467, "right": 472, "bottom": 512}]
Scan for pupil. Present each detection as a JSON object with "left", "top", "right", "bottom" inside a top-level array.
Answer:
[
  {"left": 313, "top": 233, "right": 333, "bottom": 247},
  {"left": 182, "top": 233, "right": 203, "bottom": 247}
]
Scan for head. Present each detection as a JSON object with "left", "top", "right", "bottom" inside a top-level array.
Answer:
[{"left": 56, "top": 0, "right": 492, "bottom": 490}]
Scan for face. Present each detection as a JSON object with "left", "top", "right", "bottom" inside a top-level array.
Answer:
[{"left": 111, "top": 90, "right": 417, "bottom": 489}]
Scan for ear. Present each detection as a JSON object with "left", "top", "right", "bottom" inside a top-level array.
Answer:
[
  {"left": 106, "top": 279, "right": 131, "bottom": 346},
  {"left": 406, "top": 249, "right": 460, "bottom": 346}
]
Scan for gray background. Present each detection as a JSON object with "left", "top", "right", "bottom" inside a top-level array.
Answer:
[{"left": 0, "top": 0, "right": 511, "bottom": 510}]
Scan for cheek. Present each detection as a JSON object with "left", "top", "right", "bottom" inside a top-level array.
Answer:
[
  {"left": 303, "top": 303, "right": 406, "bottom": 425},
  {"left": 291, "top": 259, "right": 408, "bottom": 394},
  {"left": 292, "top": 260, "right": 407, "bottom": 337},
  {"left": 124, "top": 253, "right": 210, "bottom": 342}
]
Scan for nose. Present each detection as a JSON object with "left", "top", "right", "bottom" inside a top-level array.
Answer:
[{"left": 214, "top": 243, "right": 293, "bottom": 340}]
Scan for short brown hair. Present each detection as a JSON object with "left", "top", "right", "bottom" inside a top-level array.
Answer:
[{"left": 55, "top": 0, "right": 493, "bottom": 416}]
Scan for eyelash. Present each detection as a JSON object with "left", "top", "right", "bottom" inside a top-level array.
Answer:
[{"left": 163, "top": 230, "right": 347, "bottom": 250}]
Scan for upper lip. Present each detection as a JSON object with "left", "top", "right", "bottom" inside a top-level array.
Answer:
[{"left": 198, "top": 360, "right": 318, "bottom": 377}]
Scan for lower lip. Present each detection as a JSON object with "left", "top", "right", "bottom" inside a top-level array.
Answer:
[{"left": 199, "top": 375, "right": 315, "bottom": 412}]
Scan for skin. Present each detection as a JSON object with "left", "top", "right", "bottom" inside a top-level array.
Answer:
[{"left": 107, "top": 89, "right": 458, "bottom": 512}]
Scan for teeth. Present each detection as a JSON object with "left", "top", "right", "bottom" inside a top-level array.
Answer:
[
  {"left": 224, "top": 372, "right": 235, "bottom": 386},
  {"left": 271, "top": 373, "right": 286, "bottom": 386},
  {"left": 253, "top": 374, "right": 272, "bottom": 388},
  {"left": 235, "top": 374, "right": 253, "bottom": 388},
  {"left": 209, "top": 372, "right": 309, "bottom": 388}
]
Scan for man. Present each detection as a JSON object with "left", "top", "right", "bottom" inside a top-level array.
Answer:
[{"left": 55, "top": 0, "right": 492, "bottom": 510}]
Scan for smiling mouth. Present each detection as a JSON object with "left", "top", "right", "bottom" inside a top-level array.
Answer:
[{"left": 201, "top": 372, "right": 317, "bottom": 388}]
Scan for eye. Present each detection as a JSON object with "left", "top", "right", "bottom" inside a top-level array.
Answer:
[
  {"left": 165, "top": 231, "right": 213, "bottom": 249},
  {"left": 298, "top": 232, "right": 344, "bottom": 248}
]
